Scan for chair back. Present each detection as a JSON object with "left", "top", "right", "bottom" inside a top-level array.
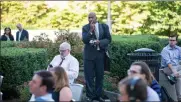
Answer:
[{"left": 70, "top": 84, "right": 84, "bottom": 101}]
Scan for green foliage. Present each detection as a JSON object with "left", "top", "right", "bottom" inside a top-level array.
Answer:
[
  {"left": 0, "top": 47, "right": 47, "bottom": 99},
  {"left": 17, "top": 82, "right": 31, "bottom": 102},
  {"left": 140, "top": 1, "right": 181, "bottom": 36},
  {"left": 112, "top": 34, "right": 159, "bottom": 42},
  {"left": 2, "top": 1, "right": 181, "bottom": 36},
  {"left": 1, "top": 41, "right": 18, "bottom": 48},
  {"left": 109, "top": 37, "right": 162, "bottom": 79},
  {"left": 103, "top": 74, "right": 118, "bottom": 92}
]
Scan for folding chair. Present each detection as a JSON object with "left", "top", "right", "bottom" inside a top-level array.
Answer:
[{"left": 70, "top": 83, "right": 84, "bottom": 101}]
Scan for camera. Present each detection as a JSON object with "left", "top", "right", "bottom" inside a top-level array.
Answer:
[
  {"left": 167, "top": 74, "right": 177, "bottom": 85},
  {"left": 89, "top": 39, "right": 97, "bottom": 46}
]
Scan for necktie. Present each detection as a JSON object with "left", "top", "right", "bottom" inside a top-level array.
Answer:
[{"left": 59, "top": 57, "right": 65, "bottom": 66}]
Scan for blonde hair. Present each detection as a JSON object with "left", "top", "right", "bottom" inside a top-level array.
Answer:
[{"left": 50, "top": 66, "right": 69, "bottom": 92}]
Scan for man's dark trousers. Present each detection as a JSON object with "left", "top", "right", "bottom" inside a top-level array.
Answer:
[{"left": 84, "top": 51, "right": 104, "bottom": 99}]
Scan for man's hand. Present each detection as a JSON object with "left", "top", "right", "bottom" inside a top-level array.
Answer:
[
  {"left": 172, "top": 69, "right": 179, "bottom": 77},
  {"left": 94, "top": 40, "right": 100, "bottom": 45},
  {"left": 90, "top": 21, "right": 95, "bottom": 32}
]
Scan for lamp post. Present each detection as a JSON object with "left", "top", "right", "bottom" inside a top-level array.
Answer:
[{"left": 107, "top": 0, "right": 112, "bottom": 34}]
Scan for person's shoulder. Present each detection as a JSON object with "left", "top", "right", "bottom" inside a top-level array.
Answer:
[
  {"left": 147, "top": 86, "right": 159, "bottom": 95},
  {"left": 147, "top": 86, "right": 160, "bottom": 101},
  {"left": 54, "top": 55, "right": 61, "bottom": 59},
  {"left": 162, "top": 45, "right": 169, "bottom": 51},
  {"left": 82, "top": 24, "right": 89, "bottom": 28},
  {"left": 176, "top": 45, "right": 181, "bottom": 50},
  {"left": 61, "top": 86, "right": 71, "bottom": 92},
  {"left": 60, "top": 86, "right": 72, "bottom": 95},
  {"left": 1, "top": 35, "right": 5, "bottom": 37},
  {"left": 23, "top": 29, "right": 28, "bottom": 32},
  {"left": 70, "top": 54, "right": 79, "bottom": 62},
  {"left": 99, "top": 23, "right": 108, "bottom": 27}
]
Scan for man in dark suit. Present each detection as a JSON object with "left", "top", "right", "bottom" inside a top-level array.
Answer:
[
  {"left": 16, "top": 23, "right": 29, "bottom": 41},
  {"left": 82, "top": 12, "right": 111, "bottom": 102}
]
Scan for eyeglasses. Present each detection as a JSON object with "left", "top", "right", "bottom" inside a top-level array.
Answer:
[
  {"left": 169, "top": 40, "right": 176, "bottom": 41},
  {"left": 59, "top": 50, "right": 67, "bottom": 53},
  {"left": 127, "top": 69, "right": 139, "bottom": 75}
]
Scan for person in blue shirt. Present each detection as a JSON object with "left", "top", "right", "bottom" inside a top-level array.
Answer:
[
  {"left": 161, "top": 33, "right": 181, "bottom": 101},
  {"left": 29, "top": 70, "right": 54, "bottom": 101}
]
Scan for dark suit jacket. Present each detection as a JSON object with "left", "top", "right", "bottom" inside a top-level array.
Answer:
[
  {"left": 16, "top": 29, "right": 29, "bottom": 41},
  {"left": 82, "top": 23, "right": 111, "bottom": 60},
  {"left": 0, "top": 35, "right": 14, "bottom": 41}
]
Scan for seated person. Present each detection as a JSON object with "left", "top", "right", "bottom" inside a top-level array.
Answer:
[
  {"left": 118, "top": 76, "right": 147, "bottom": 102},
  {"left": 29, "top": 70, "right": 54, "bottom": 101},
  {"left": 0, "top": 27, "right": 14, "bottom": 41},
  {"left": 127, "top": 61, "right": 160, "bottom": 101},
  {"left": 161, "top": 33, "right": 181, "bottom": 101},
  {"left": 49, "top": 66, "right": 72, "bottom": 102},
  {"left": 47, "top": 42, "right": 79, "bottom": 84}
]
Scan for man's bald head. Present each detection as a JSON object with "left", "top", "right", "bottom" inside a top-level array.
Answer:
[
  {"left": 16, "top": 23, "right": 23, "bottom": 31},
  {"left": 88, "top": 12, "right": 97, "bottom": 24}
]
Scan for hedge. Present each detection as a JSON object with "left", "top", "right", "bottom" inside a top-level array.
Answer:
[
  {"left": 0, "top": 47, "right": 48, "bottom": 99},
  {"left": 109, "top": 39, "right": 162, "bottom": 79}
]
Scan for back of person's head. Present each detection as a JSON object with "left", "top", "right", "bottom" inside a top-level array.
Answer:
[
  {"left": 49, "top": 66, "right": 69, "bottom": 91},
  {"left": 35, "top": 70, "right": 54, "bottom": 92},
  {"left": 119, "top": 76, "right": 147, "bottom": 102},
  {"left": 131, "top": 61, "right": 153, "bottom": 85}
]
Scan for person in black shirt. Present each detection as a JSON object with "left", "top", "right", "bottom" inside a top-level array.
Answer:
[{"left": 0, "top": 27, "right": 14, "bottom": 41}]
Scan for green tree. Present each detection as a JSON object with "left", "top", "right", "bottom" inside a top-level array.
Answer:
[{"left": 140, "top": 1, "right": 181, "bottom": 36}]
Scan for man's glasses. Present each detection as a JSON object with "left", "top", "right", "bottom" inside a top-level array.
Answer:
[
  {"left": 127, "top": 69, "right": 139, "bottom": 75},
  {"left": 59, "top": 50, "right": 67, "bottom": 53},
  {"left": 169, "top": 40, "right": 176, "bottom": 41}
]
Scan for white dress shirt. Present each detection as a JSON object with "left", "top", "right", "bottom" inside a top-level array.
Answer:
[
  {"left": 48, "top": 54, "right": 79, "bottom": 84},
  {"left": 18, "top": 30, "right": 23, "bottom": 41},
  {"left": 95, "top": 22, "right": 99, "bottom": 39},
  {"left": 95, "top": 22, "right": 100, "bottom": 50}
]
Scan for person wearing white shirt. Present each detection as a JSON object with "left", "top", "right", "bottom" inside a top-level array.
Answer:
[{"left": 47, "top": 42, "right": 79, "bottom": 84}]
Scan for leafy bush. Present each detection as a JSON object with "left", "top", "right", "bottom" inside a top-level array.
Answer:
[
  {"left": 17, "top": 82, "right": 31, "bottom": 102},
  {"left": 112, "top": 34, "right": 160, "bottom": 42},
  {"left": 109, "top": 39, "right": 162, "bottom": 79},
  {"left": 21, "top": 30, "right": 84, "bottom": 65},
  {"left": 0, "top": 47, "right": 47, "bottom": 99},
  {"left": 1, "top": 41, "right": 19, "bottom": 48}
]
